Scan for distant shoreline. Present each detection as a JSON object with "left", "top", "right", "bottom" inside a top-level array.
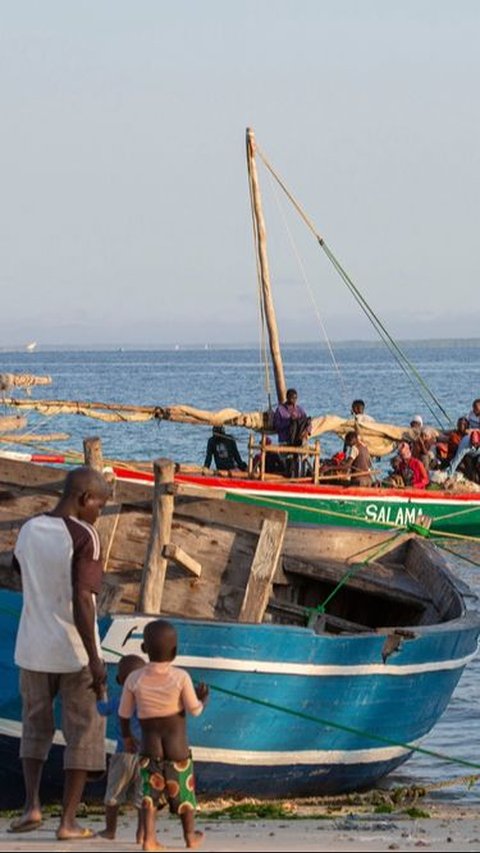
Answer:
[{"left": 1, "top": 338, "right": 480, "bottom": 353}]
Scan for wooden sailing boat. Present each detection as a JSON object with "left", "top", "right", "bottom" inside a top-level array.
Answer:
[
  {"left": 1, "top": 441, "right": 479, "bottom": 801},
  {"left": 1, "top": 132, "right": 479, "bottom": 801},
  {"left": 1, "top": 129, "right": 480, "bottom": 541}
]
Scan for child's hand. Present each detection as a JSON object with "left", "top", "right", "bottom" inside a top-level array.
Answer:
[
  {"left": 195, "top": 682, "right": 209, "bottom": 703},
  {"left": 123, "top": 735, "right": 137, "bottom": 754}
]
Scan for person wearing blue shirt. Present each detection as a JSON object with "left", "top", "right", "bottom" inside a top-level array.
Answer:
[{"left": 97, "top": 655, "right": 146, "bottom": 842}]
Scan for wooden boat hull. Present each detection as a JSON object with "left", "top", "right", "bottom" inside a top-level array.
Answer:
[
  {"left": 3, "top": 453, "right": 479, "bottom": 538},
  {"left": 173, "top": 474, "right": 480, "bottom": 539},
  {"left": 1, "top": 590, "right": 479, "bottom": 800}
]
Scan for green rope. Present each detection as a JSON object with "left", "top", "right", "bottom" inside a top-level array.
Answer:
[
  {"left": 100, "top": 641, "right": 480, "bottom": 774},
  {"left": 308, "top": 530, "right": 406, "bottom": 616},
  {"left": 435, "top": 543, "right": 480, "bottom": 570},
  {"left": 255, "top": 143, "right": 451, "bottom": 430},
  {"left": 208, "top": 683, "right": 480, "bottom": 773}
]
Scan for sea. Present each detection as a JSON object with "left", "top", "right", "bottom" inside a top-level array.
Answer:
[{"left": 1, "top": 339, "right": 480, "bottom": 802}]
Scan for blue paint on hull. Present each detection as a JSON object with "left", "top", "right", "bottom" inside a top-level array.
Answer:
[{"left": 1, "top": 590, "right": 479, "bottom": 801}]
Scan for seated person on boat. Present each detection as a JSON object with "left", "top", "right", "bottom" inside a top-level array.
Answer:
[
  {"left": 395, "top": 440, "right": 429, "bottom": 489},
  {"left": 351, "top": 399, "right": 374, "bottom": 424},
  {"left": 436, "top": 416, "right": 469, "bottom": 467},
  {"left": 252, "top": 436, "right": 286, "bottom": 476},
  {"left": 343, "top": 430, "right": 374, "bottom": 487},
  {"left": 410, "top": 425, "right": 437, "bottom": 472},
  {"left": 204, "top": 426, "right": 247, "bottom": 472},
  {"left": 467, "top": 398, "right": 480, "bottom": 430},
  {"left": 446, "top": 429, "right": 480, "bottom": 484}
]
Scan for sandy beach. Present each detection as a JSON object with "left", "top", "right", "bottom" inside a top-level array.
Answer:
[{"left": 0, "top": 802, "right": 479, "bottom": 852}]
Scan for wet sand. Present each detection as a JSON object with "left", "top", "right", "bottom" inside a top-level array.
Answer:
[{"left": 0, "top": 803, "right": 479, "bottom": 852}]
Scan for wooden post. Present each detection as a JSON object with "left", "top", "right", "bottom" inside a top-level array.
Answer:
[
  {"left": 83, "top": 436, "right": 104, "bottom": 470},
  {"left": 138, "top": 458, "right": 175, "bottom": 613},
  {"left": 247, "top": 433, "right": 255, "bottom": 478},
  {"left": 246, "top": 127, "right": 287, "bottom": 404},
  {"left": 313, "top": 440, "right": 320, "bottom": 484},
  {"left": 83, "top": 436, "right": 119, "bottom": 570},
  {"left": 260, "top": 433, "right": 267, "bottom": 482}
]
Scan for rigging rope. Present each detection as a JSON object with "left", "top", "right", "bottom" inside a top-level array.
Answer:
[
  {"left": 254, "top": 143, "right": 452, "bottom": 430},
  {"left": 265, "top": 168, "right": 350, "bottom": 410},
  {"left": 95, "top": 634, "right": 480, "bottom": 776}
]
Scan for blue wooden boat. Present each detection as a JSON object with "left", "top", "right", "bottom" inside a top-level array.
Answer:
[{"left": 0, "top": 454, "right": 478, "bottom": 804}]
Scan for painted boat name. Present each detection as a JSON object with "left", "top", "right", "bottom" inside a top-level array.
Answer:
[{"left": 365, "top": 504, "right": 423, "bottom": 525}]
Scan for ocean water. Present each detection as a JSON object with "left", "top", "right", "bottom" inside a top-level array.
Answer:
[{"left": 1, "top": 340, "right": 480, "bottom": 801}]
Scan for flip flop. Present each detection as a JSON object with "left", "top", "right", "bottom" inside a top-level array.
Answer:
[
  {"left": 8, "top": 818, "right": 43, "bottom": 833},
  {"left": 56, "top": 827, "right": 96, "bottom": 840}
]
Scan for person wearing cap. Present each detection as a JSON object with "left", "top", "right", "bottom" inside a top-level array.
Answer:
[
  {"left": 410, "top": 415, "right": 423, "bottom": 429},
  {"left": 446, "top": 429, "right": 480, "bottom": 482},
  {"left": 410, "top": 417, "right": 437, "bottom": 471}
]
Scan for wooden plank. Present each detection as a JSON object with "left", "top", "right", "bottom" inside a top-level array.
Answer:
[
  {"left": 174, "top": 496, "right": 286, "bottom": 535},
  {"left": 282, "top": 556, "right": 430, "bottom": 608},
  {"left": 162, "top": 543, "right": 202, "bottom": 577},
  {"left": 97, "top": 505, "right": 122, "bottom": 571},
  {"left": 238, "top": 513, "right": 287, "bottom": 623},
  {"left": 173, "top": 482, "right": 227, "bottom": 501},
  {"left": 138, "top": 459, "right": 175, "bottom": 613},
  {"left": 97, "top": 575, "right": 124, "bottom": 616}
]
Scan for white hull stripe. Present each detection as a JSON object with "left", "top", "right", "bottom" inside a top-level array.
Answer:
[
  {"left": 223, "top": 487, "right": 480, "bottom": 508},
  {"left": 0, "top": 718, "right": 413, "bottom": 766},
  {"left": 0, "top": 718, "right": 116, "bottom": 753},
  {"left": 102, "top": 642, "right": 477, "bottom": 676}
]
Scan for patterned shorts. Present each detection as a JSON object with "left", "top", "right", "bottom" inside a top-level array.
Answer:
[{"left": 139, "top": 752, "right": 197, "bottom": 814}]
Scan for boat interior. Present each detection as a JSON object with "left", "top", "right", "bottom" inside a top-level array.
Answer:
[{"left": 0, "top": 456, "right": 463, "bottom": 636}]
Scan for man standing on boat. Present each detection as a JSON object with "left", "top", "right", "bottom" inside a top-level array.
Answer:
[
  {"left": 273, "top": 388, "right": 311, "bottom": 477},
  {"left": 10, "top": 467, "right": 110, "bottom": 840}
]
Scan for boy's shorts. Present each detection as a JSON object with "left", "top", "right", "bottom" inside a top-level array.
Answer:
[
  {"left": 104, "top": 753, "right": 141, "bottom": 808},
  {"left": 139, "top": 752, "right": 197, "bottom": 813}
]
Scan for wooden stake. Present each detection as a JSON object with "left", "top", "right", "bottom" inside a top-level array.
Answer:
[
  {"left": 238, "top": 513, "right": 287, "bottom": 623},
  {"left": 138, "top": 458, "right": 175, "bottom": 613},
  {"left": 83, "top": 436, "right": 104, "bottom": 470}
]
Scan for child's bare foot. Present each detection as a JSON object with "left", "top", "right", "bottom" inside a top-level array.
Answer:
[
  {"left": 143, "top": 843, "right": 166, "bottom": 852},
  {"left": 186, "top": 830, "right": 204, "bottom": 849},
  {"left": 136, "top": 830, "right": 145, "bottom": 845},
  {"left": 99, "top": 828, "right": 116, "bottom": 839}
]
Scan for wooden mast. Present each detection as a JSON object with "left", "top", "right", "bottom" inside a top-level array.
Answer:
[{"left": 246, "top": 127, "right": 287, "bottom": 405}]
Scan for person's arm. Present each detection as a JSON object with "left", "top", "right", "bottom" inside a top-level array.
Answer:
[
  {"left": 70, "top": 521, "right": 106, "bottom": 698},
  {"left": 118, "top": 677, "right": 137, "bottom": 752},
  {"left": 231, "top": 439, "right": 247, "bottom": 470},
  {"left": 119, "top": 717, "right": 137, "bottom": 753},
  {"left": 181, "top": 671, "right": 205, "bottom": 717},
  {"left": 72, "top": 586, "right": 105, "bottom": 698}
]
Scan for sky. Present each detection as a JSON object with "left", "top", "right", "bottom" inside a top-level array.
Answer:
[{"left": 1, "top": 1, "right": 480, "bottom": 347}]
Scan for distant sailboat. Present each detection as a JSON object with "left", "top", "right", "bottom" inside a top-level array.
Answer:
[{"left": 25, "top": 342, "right": 37, "bottom": 353}]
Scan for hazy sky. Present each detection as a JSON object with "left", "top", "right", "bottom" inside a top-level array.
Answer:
[{"left": 1, "top": 1, "right": 479, "bottom": 346}]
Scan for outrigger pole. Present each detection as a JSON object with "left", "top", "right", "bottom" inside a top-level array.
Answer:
[{"left": 246, "top": 127, "right": 287, "bottom": 405}]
